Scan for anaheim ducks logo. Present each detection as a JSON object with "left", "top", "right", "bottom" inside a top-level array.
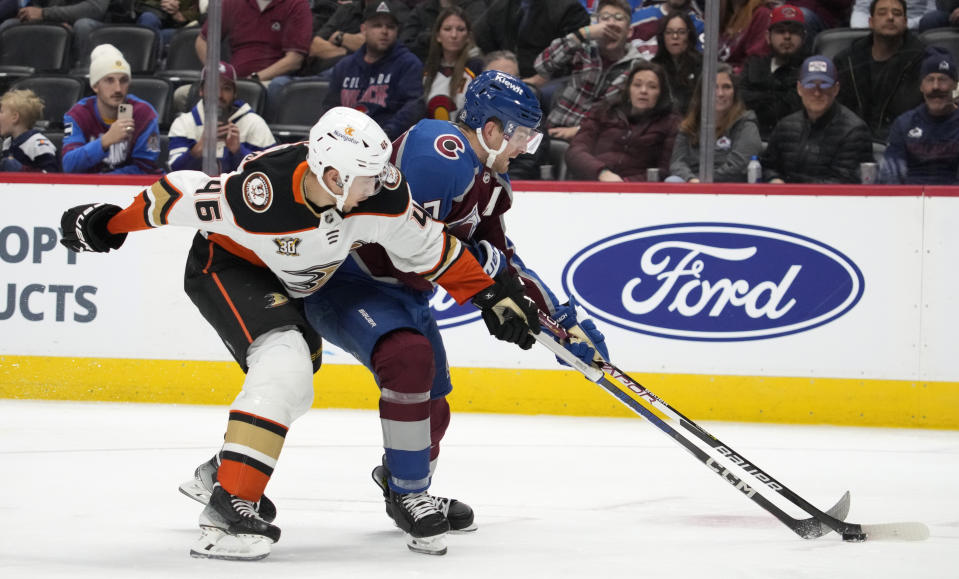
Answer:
[
  {"left": 242, "top": 172, "right": 273, "bottom": 212},
  {"left": 264, "top": 292, "right": 289, "bottom": 308}
]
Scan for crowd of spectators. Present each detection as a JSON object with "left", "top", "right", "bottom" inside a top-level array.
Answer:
[{"left": 1, "top": 0, "right": 958, "bottom": 184}]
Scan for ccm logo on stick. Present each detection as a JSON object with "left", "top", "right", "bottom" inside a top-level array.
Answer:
[{"left": 562, "top": 223, "right": 865, "bottom": 341}]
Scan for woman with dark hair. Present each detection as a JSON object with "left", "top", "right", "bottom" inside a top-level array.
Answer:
[
  {"left": 651, "top": 10, "right": 702, "bottom": 115},
  {"left": 422, "top": 6, "right": 483, "bottom": 121},
  {"left": 566, "top": 61, "right": 681, "bottom": 181},
  {"left": 667, "top": 63, "right": 762, "bottom": 183}
]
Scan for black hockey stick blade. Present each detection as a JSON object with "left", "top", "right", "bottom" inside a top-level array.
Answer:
[{"left": 533, "top": 323, "right": 928, "bottom": 542}]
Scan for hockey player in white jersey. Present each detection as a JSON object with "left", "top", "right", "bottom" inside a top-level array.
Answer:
[{"left": 58, "top": 107, "right": 541, "bottom": 561}]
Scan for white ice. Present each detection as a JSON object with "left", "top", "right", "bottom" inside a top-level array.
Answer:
[{"left": 0, "top": 399, "right": 956, "bottom": 578}]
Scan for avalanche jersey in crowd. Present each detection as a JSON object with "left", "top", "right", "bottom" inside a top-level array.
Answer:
[
  {"left": 62, "top": 95, "right": 160, "bottom": 174},
  {"left": 104, "top": 142, "right": 494, "bottom": 302},
  {"left": 0, "top": 129, "right": 58, "bottom": 172},
  {"left": 323, "top": 42, "right": 425, "bottom": 140},
  {"left": 348, "top": 118, "right": 562, "bottom": 313}
]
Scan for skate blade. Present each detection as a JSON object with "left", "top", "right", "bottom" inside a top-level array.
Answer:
[
  {"left": 179, "top": 478, "right": 211, "bottom": 505},
  {"left": 189, "top": 526, "right": 272, "bottom": 561},
  {"left": 406, "top": 532, "right": 447, "bottom": 556},
  {"left": 449, "top": 523, "right": 478, "bottom": 534}
]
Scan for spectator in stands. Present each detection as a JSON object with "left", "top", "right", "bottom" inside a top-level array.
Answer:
[
  {"left": 0, "top": 0, "right": 108, "bottom": 68},
  {"left": 881, "top": 53, "right": 959, "bottom": 183},
  {"left": 0, "top": 88, "right": 59, "bottom": 172},
  {"left": 762, "top": 55, "right": 874, "bottom": 183},
  {"left": 566, "top": 60, "right": 681, "bottom": 181},
  {"left": 531, "top": 0, "right": 642, "bottom": 141},
  {"left": 62, "top": 44, "right": 161, "bottom": 174},
  {"left": 134, "top": 0, "right": 200, "bottom": 49},
  {"left": 402, "top": 0, "right": 487, "bottom": 62},
  {"left": 668, "top": 63, "right": 761, "bottom": 182},
  {"left": 630, "top": 0, "right": 703, "bottom": 57},
  {"left": 650, "top": 10, "right": 702, "bottom": 114},
  {"left": 739, "top": 4, "right": 808, "bottom": 138},
  {"left": 423, "top": 6, "right": 482, "bottom": 121},
  {"left": 474, "top": 0, "right": 591, "bottom": 79},
  {"left": 834, "top": 0, "right": 933, "bottom": 140},
  {"left": 854, "top": 0, "right": 933, "bottom": 29},
  {"left": 196, "top": 0, "right": 311, "bottom": 83},
  {"left": 719, "top": 0, "right": 777, "bottom": 71},
  {"left": 918, "top": 0, "right": 959, "bottom": 30},
  {"left": 322, "top": 0, "right": 424, "bottom": 140},
  {"left": 167, "top": 62, "right": 275, "bottom": 173},
  {"left": 791, "top": 1, "right": 857, "bottom": 42},
  {"left": 309, "top": 0, "right": 411, "bottom": 74}
]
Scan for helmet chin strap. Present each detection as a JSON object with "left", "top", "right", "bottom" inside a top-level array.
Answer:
[
  {"left": 475, "top": 127, "right": 509, "bottom": 169},
  {"left": 319, "top": 175, "right": 349, "bottom": 212}
]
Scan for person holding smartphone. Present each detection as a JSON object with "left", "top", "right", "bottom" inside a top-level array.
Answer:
[
  {"left": 61, "top": 44, "right": 162, "bottom": 174},
  {"left": 167, "top": 62, "right": 276, "bottom": 173}
]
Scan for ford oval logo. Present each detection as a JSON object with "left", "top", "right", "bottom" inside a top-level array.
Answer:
[
  {"left": 430, "top": 286, "right": 482, "bottom": 328},
  {"left": 563, "top": 223, "right": 865, "bottom": 341}
]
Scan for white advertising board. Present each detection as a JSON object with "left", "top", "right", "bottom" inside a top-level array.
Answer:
[{"left": 1, "top": 182, "right": 954, "bottom": 383}]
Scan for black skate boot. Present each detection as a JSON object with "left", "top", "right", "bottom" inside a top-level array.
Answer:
[
  {"left": 389, "top": 489, "right": 450, "bottom": 555},
  {"left": 190, "top": 483, "right": 281, "bottom": 561},
  {"left": 179, "top": 454, "right": 277, "bottom": 523},
  {"left": 372, "top": 461, "right": 477, "bottom": 533}
]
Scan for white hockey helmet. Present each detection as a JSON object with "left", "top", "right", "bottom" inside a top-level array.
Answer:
[{"left": 307, "top": 107, "right": 393, "bottom": 211}]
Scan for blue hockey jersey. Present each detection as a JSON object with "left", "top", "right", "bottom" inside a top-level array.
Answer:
[{"left": 349, "top": 118, "right": 562, "bottom": 312}]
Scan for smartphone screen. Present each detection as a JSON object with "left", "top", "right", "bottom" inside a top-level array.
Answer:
[{"left": 117, "top": 104, "right": 132, "bottom": 121}]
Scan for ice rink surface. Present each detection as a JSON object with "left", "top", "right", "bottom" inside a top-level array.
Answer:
[{"left": 0, "top": 399, "right": 956, "bottom": 578}]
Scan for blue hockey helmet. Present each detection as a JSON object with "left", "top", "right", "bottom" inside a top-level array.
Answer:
[{"left": 458, "top": 70, "right": 544, "bottom": 159}]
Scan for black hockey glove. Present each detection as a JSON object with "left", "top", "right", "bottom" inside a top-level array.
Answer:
[
  {"left": 471, "top": 271, "right": 540, "bottom": 350},
  {"left": 60, "top": 203, "right": 127, "bottom": 253}
]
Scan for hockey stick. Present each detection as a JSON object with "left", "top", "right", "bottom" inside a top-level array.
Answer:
[{"left": 536, "top": 312, "right": 930, "bottom": 542}]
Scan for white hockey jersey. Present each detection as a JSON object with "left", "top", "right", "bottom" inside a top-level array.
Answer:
[{"left": 106, "top": 142, "right": 494, "bottom": 302}]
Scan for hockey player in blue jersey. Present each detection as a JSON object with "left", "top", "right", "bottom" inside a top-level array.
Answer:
[{"left": 302, "top": 70, "right": 609, "bottom": 555}]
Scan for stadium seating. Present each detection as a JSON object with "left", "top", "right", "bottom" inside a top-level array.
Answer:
[
  {"left": 920, "top": 28, "right": 959, "bottom": 64},
  {"left": 129, "top": 77, "right": 173, "bottom": 129},
  {"left": 269, "top": 80, "right": 330, "bottom": 142},
  {"left": 11, "top": 75, "right": 85, "bottom": 130},
  {"left": 84, "top": 25, "right": 160, "bottom": 75},
  {"left": 812, "top": 28, "right": 871, "bottom": 61},
  {"left": 0, "top": 24, "right": 72, "bottom": 90},
  {"left": 157, "top": 27, "right": 202, "bottom": 86}
]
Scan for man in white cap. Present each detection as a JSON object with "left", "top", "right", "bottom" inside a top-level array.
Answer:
[{"left": 62, "top": 44, "right": 161, "bottom": 174}]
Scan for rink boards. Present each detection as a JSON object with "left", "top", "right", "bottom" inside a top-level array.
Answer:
[{"left": 1, "top": 176, "right": 957, "bottom": 428}]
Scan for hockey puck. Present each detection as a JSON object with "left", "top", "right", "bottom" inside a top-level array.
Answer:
[{"left": 842, "top": 532, "right": 867, "bottom": 542}]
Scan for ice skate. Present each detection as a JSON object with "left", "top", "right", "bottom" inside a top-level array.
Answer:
[
  {"left": 179, "top": 455, "right": 277, "bottom": 523},
  {"left": 389, "top": 489, "right": 450, "bottom": 555},
  {"left": 189, "top": 483, "right": 281, "bottom": 561},
  {"left": 372, "top": 463, "right": 477, "bottom": 533}
]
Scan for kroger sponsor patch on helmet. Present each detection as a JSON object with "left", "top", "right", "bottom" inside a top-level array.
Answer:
[{"left": 243, "top": 172, "right": 273, "bottom": 212}]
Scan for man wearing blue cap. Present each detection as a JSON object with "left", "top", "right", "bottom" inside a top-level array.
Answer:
[
  {"left": 881, "top": 53, "right": 959, "bottom": 184},
  {"left": 761, "top": 54, "right": 874, "bottom": 184}
]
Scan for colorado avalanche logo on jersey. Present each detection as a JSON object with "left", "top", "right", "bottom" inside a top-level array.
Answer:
[
  {"left": 243, "top": 172, "right": 273, "bottom": 213},
  {"left": 434, "top": 134, "right": 465, "bottom": 159}
]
